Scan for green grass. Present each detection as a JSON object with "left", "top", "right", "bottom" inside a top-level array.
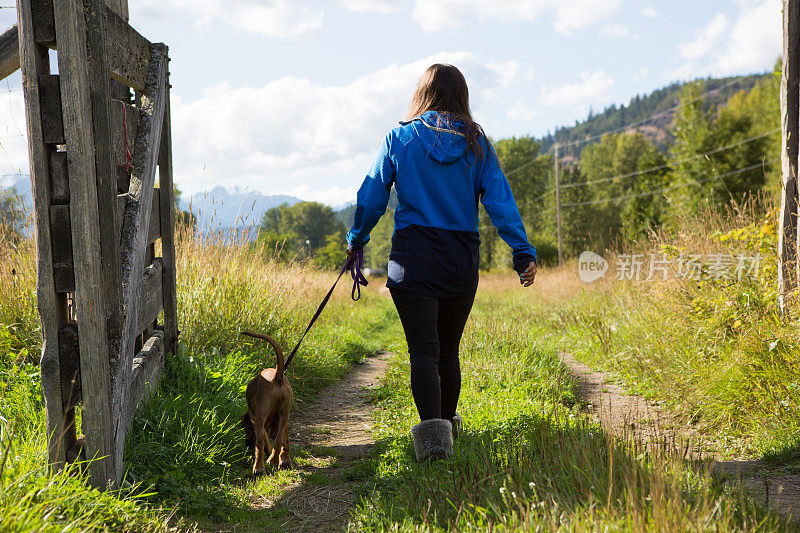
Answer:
[
  {"left": 0, "top": 231, "right": 395, "bottom": 531},
  {"left": 350, "top": 289, "right": 787, "bottom": 532},
  {"left": 1, "top": 208, "right": 798, "bottom": 530}
]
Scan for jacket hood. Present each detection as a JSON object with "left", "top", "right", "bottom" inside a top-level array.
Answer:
[{"left": 401, "top": 111, "right": 468, "bottom": 164}]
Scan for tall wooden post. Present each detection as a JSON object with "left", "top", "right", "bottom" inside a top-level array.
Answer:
[
  {"left": 780, "top": 0, "right": 800, "bottom": 313},
  {"left": 555, "top": 143, "right": 563, "bottom": 267},
  {"left": 17, "top": 0, "right": 177, "bottom": 489}
]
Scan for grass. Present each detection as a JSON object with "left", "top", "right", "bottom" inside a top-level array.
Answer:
[
  {"left": 0, "top": 225, "right": 394, "bottom": 531},
  {"left": 350, "top": 277, "right": 788, "bottom": 531},
  {"left": 1, "top": 202, "right": 798, "bottom": 530},
  {"left": 536, "top": 207, "right": 800, "bottom": 460}
]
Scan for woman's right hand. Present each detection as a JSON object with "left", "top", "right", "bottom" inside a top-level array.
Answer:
[{"left": 520, "top": 261, "right": 537, "bottom": 287}]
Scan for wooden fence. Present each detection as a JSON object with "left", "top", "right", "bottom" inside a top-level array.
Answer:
[{"left": 1, "top": 0, "right": 178, "bottom": 489}]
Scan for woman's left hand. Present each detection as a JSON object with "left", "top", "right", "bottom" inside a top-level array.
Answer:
[{"left": 519, "top": 261, "right": 537, "bottom": 287}]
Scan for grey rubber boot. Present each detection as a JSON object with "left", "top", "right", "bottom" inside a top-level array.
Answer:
[
  {"left": 411, "top": 419, "right": 453, "bottom": 462},
  {"left": 452, "top": 413, "right": 462, "bottom": 439}
]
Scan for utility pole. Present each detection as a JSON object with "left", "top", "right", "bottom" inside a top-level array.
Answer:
[
  {"left": 554, "top": 143, "right": 563, "bottom": 266},
  {"left": 779, "top": 0, "right": 800, "bottom": 314}
]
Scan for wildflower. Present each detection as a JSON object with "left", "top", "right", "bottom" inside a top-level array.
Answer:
[
  {"left": 511, "top": 492, "right": 517, "bottom": 499},
  {"left": 499, "top": 487, "right": 506, "bottom": 495},
  {"left": 529, "top": 482, "right": 536, "bottom": 489}
]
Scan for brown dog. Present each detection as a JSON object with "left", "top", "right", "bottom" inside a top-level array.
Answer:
[{"left": 240, "top": 331, "right": 293, "bottom": 475}]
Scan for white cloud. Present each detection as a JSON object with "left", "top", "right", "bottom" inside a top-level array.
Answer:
[
  {"left": 132, "top": 0, "right": 324, "bottom": 38},
  {"left": 679, "top": 13, "right": 728, "bottom": 61},
  {"left": 0, "top": 84, "right": 31, "bottom": 180},
  {"left": 410, "top": 0, "right": 619, "bottom": 35},
  {"left": 540, "top": 70, "right": 614, "bottom": 107},
  {"left": 552, "top": 0, "right": 621, "bottom": 35},
  {"left": 337, "top": 0, "right": 405, "bottom": 13},
  {"left": 639, "top": 5, "right": 658, "bottom": 19},
  {"left": 507, "top": 101, "right": 537, "bottom": 121},
  {"left": 600, "top": 24, "right": 630, "bottom": 39},
  {"left": 132, "top": 0, "right": 624, "bottom": 39},
  {"left": 670, "top": 1, "right": 780, "bottom": 79},
  {"left": 487, "top": 60, "right": 520, "bottom": 89},
  {"left": 717, "top": 0, "right": 780, "bottom": 73},
  {"left": 168, "top": 53, "right": 513, "bottom": 203},
  {"left": 228, "top": 1, "right": 324, "bottom": 38}
]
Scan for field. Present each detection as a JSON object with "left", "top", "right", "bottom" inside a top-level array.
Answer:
[{"left": 0, "top": 211, "right": 798, "bottom": 531}]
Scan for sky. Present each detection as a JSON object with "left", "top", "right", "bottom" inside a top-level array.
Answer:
[{"left": 0, "top": 0, "right": 782, "bottom": 207}]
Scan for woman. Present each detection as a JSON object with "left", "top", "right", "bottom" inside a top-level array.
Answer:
[{"left": 346, "top": 64, "right": 537, "bottom": 461}]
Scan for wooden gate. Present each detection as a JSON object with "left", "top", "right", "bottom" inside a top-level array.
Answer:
[{"left": 8, "top": 0, "right": 178, "bottom": 488}]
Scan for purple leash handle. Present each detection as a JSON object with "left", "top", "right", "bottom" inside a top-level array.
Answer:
[
  {"left": 284, "top": 249, "right": 369, "bottom": 370},
  {"left": 349, "top": 247, "right": 369, "bottom": 301}
]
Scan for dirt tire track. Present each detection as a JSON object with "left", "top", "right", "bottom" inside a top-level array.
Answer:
[
  {"left": 560, "top": 352, "right": 800, "bottom": 525},
  {"left": 259, "top": 352, "right": 390, "bottom": 532}
]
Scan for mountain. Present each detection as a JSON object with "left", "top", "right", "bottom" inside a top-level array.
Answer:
[
  {"left": 539, "top": 74, "right": 769, "bottom": 158},
  {"left": 180, "top": 186, "right": 301, "bottom": 235}
]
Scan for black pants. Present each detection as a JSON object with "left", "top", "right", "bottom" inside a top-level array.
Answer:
[{"left": 390, "top": 288, "right": 475, "bottom": 422}]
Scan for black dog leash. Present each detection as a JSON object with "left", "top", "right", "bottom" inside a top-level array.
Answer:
[{"left": 284, "top": 249, "right": 369, "bottom": 370}]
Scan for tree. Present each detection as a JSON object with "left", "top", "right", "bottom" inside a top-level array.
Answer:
[
  {"left": 667, "top": 79, "right": 777, "bottom": 222},
  {"left": 578, "top": 132, "right": 665, "bottom": 251},
  {"left": 481, "top": 137, "right": 551, "bottom": 270},
  {"left": 362, "top": 208, "right": 394, "bottom": 270},
  {"left": 260, "top": 201, "right": 345, "bottom": 264}
]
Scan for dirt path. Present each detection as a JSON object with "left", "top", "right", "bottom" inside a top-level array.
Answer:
[
  {"left": 560, "top": 352, "right": 800, "bottom": 524},
  {"left": 260, "top": 352, "right": 390, "bottom": 532}
]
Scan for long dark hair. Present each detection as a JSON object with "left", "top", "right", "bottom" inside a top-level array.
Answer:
[{"left": 406, "top": 64, "right": 486, "bottom": 161}]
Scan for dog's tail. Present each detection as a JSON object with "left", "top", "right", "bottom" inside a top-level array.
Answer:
[{"left": 241, "top": 331, "right": 285, "bottom": 381}]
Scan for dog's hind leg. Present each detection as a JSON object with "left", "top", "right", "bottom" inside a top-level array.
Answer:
[
  {"left": 268, "top": 413, "right": 291, "bottom": 469},
  {"left": 251, "top": 412, "right": 273, "bottom": 476}
]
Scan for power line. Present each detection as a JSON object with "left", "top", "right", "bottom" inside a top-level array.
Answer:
[
  {"left": 561, "top": 160, "right": 775, "bottom": 208},
  {"left": 560, "top": 128, "right": 779, "bottom": 189}
]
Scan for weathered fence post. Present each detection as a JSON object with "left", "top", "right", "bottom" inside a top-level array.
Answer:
[
  {"left": 15, "top": 0, "right": 178, "bottom": 489},
  {"left": 780, "top": 0, "right": 800, "bottom": 313}
]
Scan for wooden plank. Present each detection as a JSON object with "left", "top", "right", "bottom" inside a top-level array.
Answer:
[
  {"left": 39, "top": 74, "right": 64, "bottom": 144},
  {"left": 0, "top": 24, "right": 20, "bottom": 81},
  {"left": 58, "top": 323, "right": 81, "bottom": 410},
  {"left": 112, "top": 43, "right": 168, "bottom": 482},
  {"left": 104, "top": 0, "right": 128, "bottom": 20},
  {"left": 149, "top": 187, "right": 161, "bottom": 242},
  {"left": 84, "top": 0, "right": 123, "bottom": 343},
  {"left": 49, "top": 204, "right": 74, "bottom": 293},
  {"left": 49, "top": 151, "right": 69, "bottom": 204},
  {"left": 109, "top": 99, "right": 139, "bottom": 170},
  {"left": 138, "top": 258, "right": 163, "bottom": 334},
  {"left": 158, "top": 82, "right": 178, "bottom": 357},
  {"left": 53, "top": 0, "right": 116, "bottom": 489},
  {"left": 114, "top": 188, "right": 160, "bottom": 243},
  {"left": 780, "top": 0, "right": 800, "bottom": 311},
  {"left": 17, "top": 0, "right": 67, "bottom": 470},
  {"left": 30, "top": 0, "right": 55, "bottom": 46},
  {"left": 125, "top": 331, "right": 164, "bottom": 432},
  {"left": 104, "top": 4, "right": 150, "bottom": 91}
]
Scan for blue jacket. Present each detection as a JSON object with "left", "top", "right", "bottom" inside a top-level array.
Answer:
[{"left": 347, "top": 111, "right": 536, "bottom": 297}]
